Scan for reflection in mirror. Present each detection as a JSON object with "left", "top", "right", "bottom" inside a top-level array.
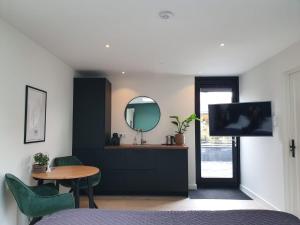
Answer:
[{"left": 125, "top": 96, "right": 161, "bottom": 132}]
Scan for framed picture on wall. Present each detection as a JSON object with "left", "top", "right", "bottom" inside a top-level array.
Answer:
[{"left": 24, "top": 85, "right": 47, "bottom": 144}]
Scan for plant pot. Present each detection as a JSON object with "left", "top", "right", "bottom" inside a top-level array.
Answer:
[
  {"left": 175, "top": 133, "right": 185, "bottom": 145},
  {"left": 32, "top": 164, "right": 48, "bottom": 173}
]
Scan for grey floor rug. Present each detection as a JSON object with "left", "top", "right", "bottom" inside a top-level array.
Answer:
[{"left": 189, "top": 188, "right": 252, "bottom": 200}]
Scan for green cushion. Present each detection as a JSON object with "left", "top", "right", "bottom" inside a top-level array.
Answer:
[
  {"left": 5, "top": 173, "right": 75, "bottom": 218},
  {"left": 30, "top": 183, "right": 58, "bottom": 196},
  {"left": 54, "top": 156, "right": 82, "bottom": 166}
]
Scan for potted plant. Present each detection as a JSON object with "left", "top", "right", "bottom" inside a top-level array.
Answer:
[
  {"left": 170, "top": 113, "right": 201, "bottom": 145},
  {"left": 32, "top": 152, "right": 49, "bottom": 173}
]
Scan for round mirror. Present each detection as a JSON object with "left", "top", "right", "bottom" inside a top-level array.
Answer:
[{"left": 124, "top": 96, "right": 161, "bottom": 132}]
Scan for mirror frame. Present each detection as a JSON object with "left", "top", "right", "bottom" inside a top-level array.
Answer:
[{"left": 124, "top": 96, "right": 161, "bottom": 132}]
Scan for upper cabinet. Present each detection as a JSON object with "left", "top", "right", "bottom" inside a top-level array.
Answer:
[{"left": 72, "top": 77, "right": 111, "bottom": 164}]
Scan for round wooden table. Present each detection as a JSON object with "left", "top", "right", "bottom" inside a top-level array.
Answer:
[{"left": 32, "top": 165, "right": 99, "bottom": 208}]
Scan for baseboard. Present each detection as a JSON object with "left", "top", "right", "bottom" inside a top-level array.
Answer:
[
  {"left": 240, "top": 185, "right": 280, "bottom": 211},
  {"left": 189, "top": 183, "right": 197, "bottom": 190}
]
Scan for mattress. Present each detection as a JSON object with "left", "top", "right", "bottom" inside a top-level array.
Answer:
[{"left": 36, "top": 209, "right": 300, "bottom": 225}]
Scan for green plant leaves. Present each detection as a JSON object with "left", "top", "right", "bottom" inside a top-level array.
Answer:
[
  {"left": 169, "top": 113, "right": 201, "bottom": 134},
  {"left": 171, "top": 121, "right": 179, "bottom": 126},
  {"left": 33, "top": 152, "right": 49, "bottom": 166}
]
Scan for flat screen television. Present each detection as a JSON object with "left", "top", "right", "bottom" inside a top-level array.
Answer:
[{"left": 208, "top": 101, "right": 273, "bottom": 136}]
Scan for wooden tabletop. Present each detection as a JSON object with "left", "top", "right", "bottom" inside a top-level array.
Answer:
[{"left": 32, "top": 165, "right": 99, "bottom": 180}]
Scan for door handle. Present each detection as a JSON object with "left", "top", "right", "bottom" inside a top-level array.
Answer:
[
  {"left": 233, "top": 136, "right": 237, "bottom": 148},
  {"left": 290, "top": 139, "right": 296, "bottom": 158}
]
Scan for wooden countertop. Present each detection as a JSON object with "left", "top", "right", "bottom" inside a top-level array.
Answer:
[{"left": 104, "top": 144, "right": 188, "bottom": 150}]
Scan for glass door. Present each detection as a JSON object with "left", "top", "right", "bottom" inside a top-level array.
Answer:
[
  {"left": 195, "top": 77, "right": 240, "bottom": 187},
  {"left": 200, "top": 91, "right": 233, "bottom": 179}
]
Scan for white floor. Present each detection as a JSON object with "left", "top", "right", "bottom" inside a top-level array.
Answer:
[{"left": 81, "top": 195, "right": 272, "bottom": 211}]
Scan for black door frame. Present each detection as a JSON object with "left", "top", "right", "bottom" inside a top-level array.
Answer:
[{"left": 195, "top": 76, "right": 240, "bottom": 188}]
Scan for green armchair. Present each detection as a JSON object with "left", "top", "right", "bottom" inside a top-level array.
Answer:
[
  {"left": 5, "top": 173, "right": 75, "bottom": 225},
  {"left": 53, "top": 156, "right": 101, "bottom": 208}
]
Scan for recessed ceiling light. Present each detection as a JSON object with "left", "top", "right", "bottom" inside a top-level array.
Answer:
[
  {"left": 105, "top": 44, "right": 110, "bottom": 48},
  {"left": 220, "top": 43, "right": 225, "bottom": 47},
  {"left": 121, "top": 71, "right": 126, "bottom": 75}
]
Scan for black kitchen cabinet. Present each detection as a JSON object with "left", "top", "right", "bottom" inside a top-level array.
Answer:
[
  {"left": 72, "top": 77, "right": 188, "bottom": 195},
  {"left": 96, "top": 145, "right": 189, "bottom": 196},
  {"left": 72, "top": 77, "right": 111, "bottom": 167}
]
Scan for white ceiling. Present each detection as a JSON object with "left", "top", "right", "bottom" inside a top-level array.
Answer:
[{"left": 1, "top": 0, "right": 300, "bottom": 76}]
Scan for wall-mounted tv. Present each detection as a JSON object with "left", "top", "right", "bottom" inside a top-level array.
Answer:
[{"left": 208, "top": 101, "right": 273, "bottom": 136}]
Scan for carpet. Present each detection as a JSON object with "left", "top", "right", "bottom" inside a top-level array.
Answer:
[{"left": 189, "top": 188, "right": 252, "bottom": 200}]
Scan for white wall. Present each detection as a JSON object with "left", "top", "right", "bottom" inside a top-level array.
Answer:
[
  {"left": 106, "top": 75, "right": 197, "bottom": 189},
  {"left": 240, "top": 40, "right": 300, "bottom": 210},
  {"left": 0, "top": 19, "right": 74, "bottom": 225}
]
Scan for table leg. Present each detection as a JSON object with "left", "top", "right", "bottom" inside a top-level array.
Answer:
[
  {"left": 37, "top": 179, "right": 44, "bottom": 185},
  {"left": 73, "top": 179, "right": 80, "bottom": 208},
  {"left": 55, "top": 181, "right": 59, "bottom": 191},
  {"left": 87, "top": 177, "right": 95, "bottom": 208}
]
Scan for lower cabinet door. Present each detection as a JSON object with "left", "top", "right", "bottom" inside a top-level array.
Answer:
[
  {"left": 96, "top": 169, "right": 127, "bottom": 193},
  {"left": 157, "top": 150, "right": 188, "bottom": 193},
  {"left": 124, "top": 169, "right": 157, "bottom": 193},
  {"left": 95, "top": 149, "right": 188, "bottom": 195}
]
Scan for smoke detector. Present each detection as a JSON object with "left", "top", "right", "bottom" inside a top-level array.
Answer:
[{"left": 159, "top": 11, "right": 174, "bottom": 20}]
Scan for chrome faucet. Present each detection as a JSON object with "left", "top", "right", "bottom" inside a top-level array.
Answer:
[{"left": 139, "top": 129, "right": 147, "bottom": 145}]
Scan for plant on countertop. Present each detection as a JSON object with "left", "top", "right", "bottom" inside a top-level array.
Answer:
[
  {"left": 33, "top": 152, "right": 49, "bottom": 166},
  {"left": 170, "top": 113, "right": 201, "bottom": 134}
]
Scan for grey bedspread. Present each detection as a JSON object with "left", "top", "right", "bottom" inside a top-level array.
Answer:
[{"left": 37, "top": 209, "right": 300, "bottom": 225}]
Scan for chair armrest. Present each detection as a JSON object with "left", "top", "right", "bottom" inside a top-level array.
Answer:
[{"left": 28, "top": 193, "right": 75, "bottom": 218}]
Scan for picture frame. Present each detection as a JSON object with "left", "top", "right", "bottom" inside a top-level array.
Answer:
[{"left": 24, "top": 85, "right": 47, "bottom": 144}]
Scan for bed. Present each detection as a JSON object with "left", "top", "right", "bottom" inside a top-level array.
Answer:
[{"left": 36, "top": 209, "right": 300, "bottom": 225}]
